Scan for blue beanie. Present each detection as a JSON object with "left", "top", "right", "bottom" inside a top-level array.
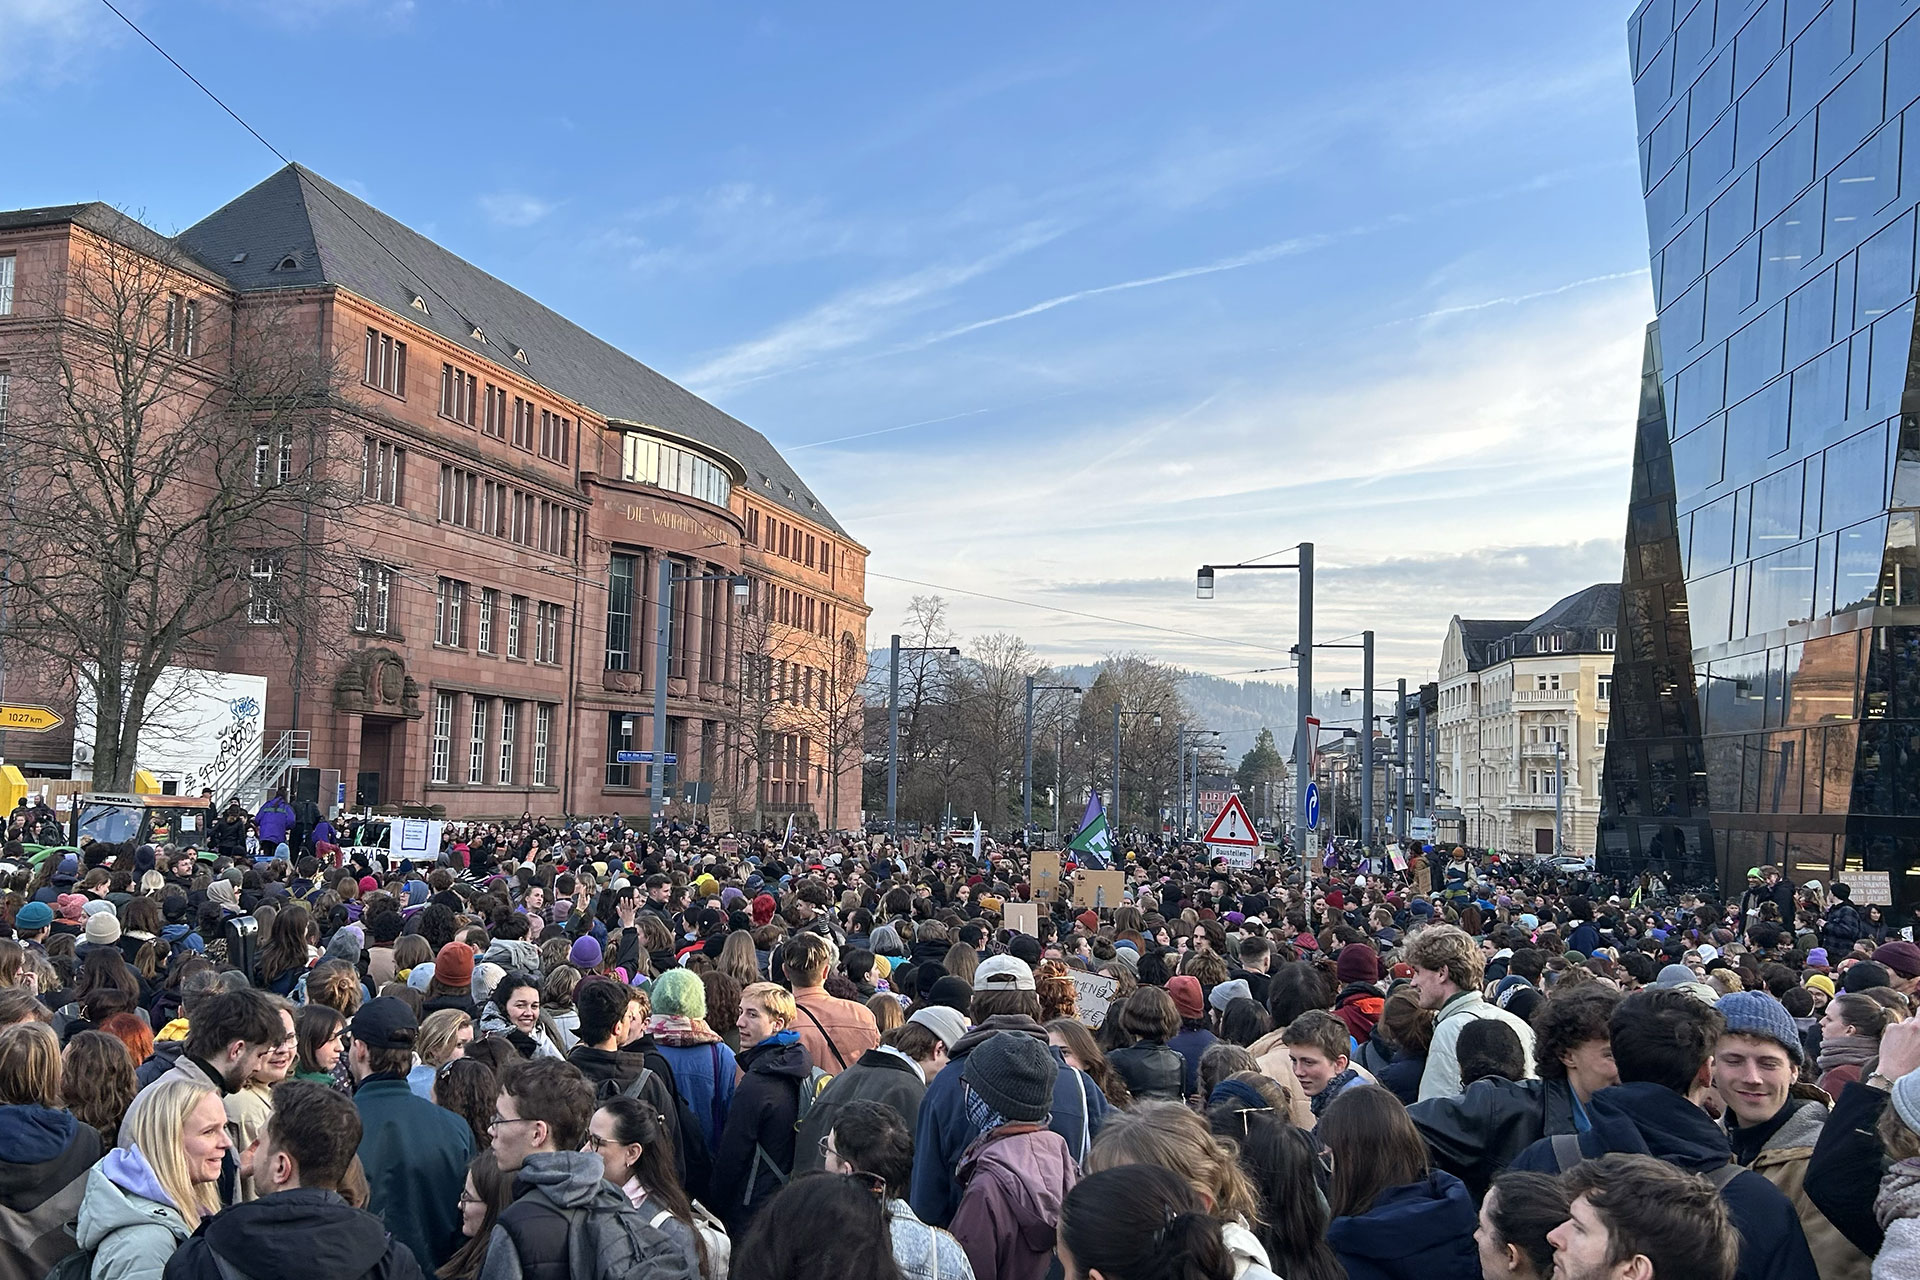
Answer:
[
  {"left": 1715, "top": 990, "right": 1803, "bottom": 1063},
  {"left": 14, "top": 901, "right": 52, "bottom": 931}
]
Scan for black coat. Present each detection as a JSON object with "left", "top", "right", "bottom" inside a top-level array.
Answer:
[
  {"left": 1806, "top": 1078, "right": 1890, "bottom": 1256},
  {"left": 794, "top": 1048, "right": 927, "bottom": 1173},
  {"left": 1108, "top": 1040, "right": 1185, "bottom": 1103},
  {"left": 1409, "top": 1076, "right": 1578, "bottom": 1201},
  {"left": 164, "top": 1188, "right": 424, "bottom": 1280},
  {"left": 710, "top": 1034, "right": 811, "bottom": 1233}
]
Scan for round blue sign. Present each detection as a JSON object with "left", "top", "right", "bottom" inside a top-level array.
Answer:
[{"left": 1305, "top": 782, "right": 1320, "bottom": 830}]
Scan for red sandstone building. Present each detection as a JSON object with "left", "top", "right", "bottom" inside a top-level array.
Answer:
[{"left": 0, "top": 166, "right": 869, "bottom": 829}]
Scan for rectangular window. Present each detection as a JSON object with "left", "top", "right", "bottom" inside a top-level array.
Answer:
[
  {"left": 498, "top": 701, "right": 517, "bottom": 785},
  {"left": 482, "top": 384, "right": 508, "bottom": 439},
  {"left": 353, "top": 560, "right": 392, "bottom": 633},
  {"left": 362, "top": 327, "right": 407, "bottom": 397},
  {"left": 477, "top": 587, "right": 497, "bottom": 654},
  {"left": 182, "top": 299, "right": 198, "bottom": 357},
  {"left": 533, "top": 705, "right": 552, "bottom": 786},
  {"left": 535, "top": 602, "right": 561, "bottom": 663},
  {"left": 508, "top": 595, "right": 525, "bottom": 658},
  {"left": 360, "top": 436, "right": 404, "bottom": 505},
  {"left": 430, "top": 693, "right": 453, "bottom": 784},
  {"left": 468, "top": 696, "right": 489, "bottom": 785},
  {"left": 606, "top": 553, "right": 635, "bottom": 671},
  {"left": 1598, "top": 672, "right": 1613, "bottom": 700},
  {"left": 439, "top": 364, "right": 476, "bottom": 425},
  {"left": 437, "top": 465, "right": 478, "bottom": 528},
  {"left": 512, "top": 397, "right": 536, "bottom": 451},
  {"left": 435, "top": 578, "right": 466, "bottom": 647},
  {"left": 607, "top": 711, "right": 634, "bottom": 787},
  {"left": 0, "top": 254, "right": 13, "bottom": 315},
  {"left": 538, "top": 410, "right": 571, "bottom": 464},
  {"left": 247, "top": 554, "right": 281, "bottom": 624},
  {"left": 166, "top": 294, "right": 182, "bottom": 350},
  {"left": 254, "top": 432, "right": 292, "bottom": 487}
]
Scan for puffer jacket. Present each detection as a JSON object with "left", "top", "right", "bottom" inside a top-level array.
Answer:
[
  {"left": 0, "top": 1104, "right": 101, "bottom": 1280},
  {"left": 709, "top": 1031, "right": 811, "bottom": 1233},
  {"left": 1739, "top": 1100, "right": 1871, "bottom": 1280},
  {"left": 76, "top": 1146, "right": 195, "bottom": 1280},
  {"left": 1409, "top": 1075, "right": 1578, "bottom": 1201},
  {"left": 1107, "top": 1039, "right": 1184, "bottom": 1102},
  {"left": 949, "top": 1125, "right": 1077, "bottom": 1280}
]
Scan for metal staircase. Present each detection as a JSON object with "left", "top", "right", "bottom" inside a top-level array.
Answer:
[{"left": 207, "top": 730, "right": 310, "bottom": 810}]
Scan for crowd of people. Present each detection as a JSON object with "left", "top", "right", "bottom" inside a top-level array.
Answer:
[{"left": 0, "top": 789, "right": 1914, "bottom": 1280}]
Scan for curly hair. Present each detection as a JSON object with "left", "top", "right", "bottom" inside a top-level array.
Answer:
[
  {"left": 62, "top": 1030, "right": 136, "bottom": 1146},
  {"left": 1402, "top": 924, "right": 1483, "bottom": 993},
  {"left": 1532, "top": 985, "right": 1621, "bottom": 1080}
]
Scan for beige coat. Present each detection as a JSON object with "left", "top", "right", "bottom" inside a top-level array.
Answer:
[
  {"left": 1746, "top": 1100, "right": 1872, "bottom": 1280},
  {"left": 1245, "top": 1029, "right": 1333, "bottom": 1128}
]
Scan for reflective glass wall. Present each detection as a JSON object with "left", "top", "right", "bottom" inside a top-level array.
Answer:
[{"left": 1609, "top": 0, "right": 1920, "bottom": 901}]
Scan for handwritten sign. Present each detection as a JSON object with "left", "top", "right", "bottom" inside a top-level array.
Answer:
[
  {"left": 1073, "top": 870, "right": 1125, "bottom": 910},
  {"left": 1004, "top": 902, "right": 1040, "bottom": 937},
  {"left": 1067, "top": 969, "right": 1121, "bottom": 1028},
  {"left": 1839, "top": 871, "right": 1893, "bottom": 905},
  {"left": 1031, "top": 851, "right": 1061, "bottom": 903}
]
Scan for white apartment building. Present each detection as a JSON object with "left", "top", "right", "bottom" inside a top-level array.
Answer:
[{"left": 1436, "top": 585, "right": 1618, "bottom": 857}]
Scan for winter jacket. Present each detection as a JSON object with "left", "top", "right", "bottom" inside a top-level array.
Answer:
[
  {"left": 910, "top": 1016, "right": 1110, "bottom": 1229},
  {"left": 652, "top": 1032, "right": 737, "bottom": 1153},
  {"left": 1241, "top": 1031, "right": 1317, "bottom": 1128},
  {"left": 884, "top": 1199, "right": 974, "bottom": 1280},
  {"left": 1108, "top": 1039, "right": 1186, "bottom": 1103},
  {"left": 1167, "top": 1027, "right": 1220, "bottom": 1097},
  {"left": 1409, "top": 1075, "right": 1579, "bottom": 1201},
  {"left": 565, "top": 1043, "right": 691, "bottom": 1174},
  {"left": 1875, "top": 1160, "right": 1920, "bottom": 1280},
  {"left": 795, "top": 1047, "right": 926, "bottom": 1173},
  {"left": 0, "top": 1104, "right": 102, "bottom": 1280},
  {"left": 1326, "top": 1171, "right": 1480, "bottom": 1280},
  {"left": 1809, "top": 1080, "right": 1893, "bottom": 1256},
  {"left": 479, "top": 1151, "right": 697, "bottom": 1280},
  {"left": 1822, "top": 903, "right": 1868, "bottom": 955},
  {"left": 254, "top": 799, "right": 296, "bottom": 846},
  {"left": 353, "top": 1074, "right": 474, "bottom": 1272},
  {"left": 1353, "top": 1029, "right": 1426, "bottom": 1106},
  {"left": 1509, "top": 1081, "right": 1819, "bottom": 1280},
  {"left": 1732, "top": 1099, "right": 1871, "bottom": 1280},
  {"left": 76, "top": 1146, "right": 194, "bottom": 1280},
  {"left": 477, "top": 1009, "right": 565, "bottom": 1061},
  {"left": 791, "top": 986, "right": 881, "bottom": 1075},
  {"left": 1418, "top": 991, "right": 1536, "bottom": 1101},
  {"left": 1219, "top": 1220, "right": 1282, "bottom": 1280},
  {"left": 948, "top": 1125, "right": 1077, "bottom": 1280},
  {"left": 709, "top": 1031, "right": 811, "bottom": 1234},
  {"left": 163, "top": 1187, "right": 424, "bottom": 1280},
  {"left": 1333, "top": 983, "right": 1386, "bottom": 1043}
]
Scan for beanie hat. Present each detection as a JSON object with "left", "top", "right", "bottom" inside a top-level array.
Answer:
[
  {"left": 358, "top": 876, "right": 378, "bottom": 895},
  {"left": 1895, "top": 1069, "right": 1920, "bottom": 1137},
  {"left": 433, "top": 942, "right": 475, "bottom": 987},
  {"left": 651, "top": 968, "right": 707, "bottom": 1020},
  {"left": 1336, "top": 944, "right": 1382, "bottom": 985},
  {"left": 14, "top": 901, "right": 52, "bottom": 931},
  {"left": 1805, "top": 948, "right": 1830, "bottom": 969},
  {"left": 1876, "top": 942, "right": 1920, "bottom": 979},
  {"left": 1845, "top": 961, "right": 1894, "bottom": 993},
  {"left": 1208, "top": 978, "right": 1253, "bottom": 1013},
  {"left": 1805, "top": 974, "right": 1836, "bottom": 998},
  {"left": 133, "top": 846, "right": 156, "bottom": 874},
  {"left": 964, "top": 1031, "right": 1058, "bottom": 1123},
  {"left": 751, "top": 893, "right": 778, "bottom": 927},
  {"left": 569, "top": 936, "right": 603, "bottom": 970},
  {"left": 1167, "top": 975, "right": 1205, "bottom": 1021},
  {"left": 928, "top": 975, "right": 975, "bottom": 1014},
  {"left": 1653, "top": 963, "right": 1697, "bottom": 989},
  {"left": 84, "top": 912, "right": 122, "bottom": 946},
  {"left": 54, "top": 894, "right": 86, "bottom": 924},
  {"left": 907, "top": 1005, "right": 968, "bottom": 1050},
  {"left": 1716, "top": 991, "right": 1803, "bottom": 1063},
  {"left": 53, "top": 854, "right": 78, "bottom": 884}
]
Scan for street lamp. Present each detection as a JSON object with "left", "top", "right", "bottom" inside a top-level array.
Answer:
[
  {"left": 1175, "top": 725, "right": 1222, "bottom": 839},
  {"left": 651, "top": 563, "right": 749, "bottom": 832},
  {"left": 886, "top": 635, "right": 961, "bottom": 842},
  {"left": 1197, "top": 544, "right": 1314, "bottom": 856},
  {"left": 1111, "top": 706, "right": 1161, "bottom": 830},
  {"left": 1024, "top": 677, "right": 1082, "bottom": 844}
]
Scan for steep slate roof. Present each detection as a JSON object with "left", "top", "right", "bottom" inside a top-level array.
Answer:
[
  {"left": 173, "top": 164, "right": 846, "bottom": 536},
  {"left": 1454, "top": 617, "right": 1529, "bottom": 670},
  {"left": 0, "top": 202, "right": 229, "bottom": 287},
  {"left": 1518, "top": 583, "right": 1622, "bottom": 635}
]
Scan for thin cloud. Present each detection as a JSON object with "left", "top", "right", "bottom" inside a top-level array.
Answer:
[
  {"left": 0, "top": 0, "right": 119, "bottom": 89},
  {"left": 1386, "top": 268, "right": 1650, "bottom": 326},
  {"left": 478, "top": 192, "right": 557, "bottom": 228}
]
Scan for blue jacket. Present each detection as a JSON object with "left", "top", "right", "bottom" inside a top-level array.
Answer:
[
  {"left": 1326, "top": 1171, "right": 1480, "bottom": 1280},
  {"left": 654, "top": 1037, "right": 737, "bottom": 1153},
  {"left": 255, "top": 799, "right": 297, "bottom": 845},
  {"left": 908, "top": 1016, "right": 1109, "bottom": 1229},
  {"left": 352, "top": 1075, "right": 472, "bottom": 1272},
  {"left": 1509, "top": 1081, "right": 1818, "bottom": 1280}
]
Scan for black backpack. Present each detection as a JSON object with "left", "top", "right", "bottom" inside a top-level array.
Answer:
[{"left": 595, "top": 1062, "right": 714, "bottom": 1205}]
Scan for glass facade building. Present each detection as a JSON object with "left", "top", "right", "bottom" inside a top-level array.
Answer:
[{"left": 1602, "top": 0, "right": 1920, "bottom": 900}]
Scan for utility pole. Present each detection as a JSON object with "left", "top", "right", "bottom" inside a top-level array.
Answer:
[
  {"left": 1395, "top": 677, "right": 1408, "bottom": 844},
  {"left": 1361, "top": 630, "right": 1374, "bottom": 849}
]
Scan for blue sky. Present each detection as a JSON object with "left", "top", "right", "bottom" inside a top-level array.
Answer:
[{"left": 4, "top": 0, "right": 1654, "bottom": 693}]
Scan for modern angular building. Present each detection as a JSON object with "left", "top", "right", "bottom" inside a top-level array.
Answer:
[{"left": 1601, "top": 0, "right": 1920, "bottom": 899}]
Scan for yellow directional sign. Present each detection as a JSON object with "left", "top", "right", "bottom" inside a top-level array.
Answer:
[{"left": 0, "top": 705, "right": 65, "bottom": 732}]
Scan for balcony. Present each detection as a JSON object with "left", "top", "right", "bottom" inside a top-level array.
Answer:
[
  {"left": 1514, "top": 688, "right": 1576, "bottom": 706},
  {"left": 1520, "top": 741, "right": 1569, "bottom": 760},
  {"left": 1507, "top": 790, "right": 1562, "bottom": 810}
]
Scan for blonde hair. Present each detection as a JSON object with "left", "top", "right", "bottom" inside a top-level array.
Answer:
[
  {"left": 416, "top": 1009, "right": 473, "bottom": 1067},
  {"left": 1402, "top": 924, "right": 1484, "bottom": 993},
  {"left": 1086, "top": 1100, "right": 1260, "bottom": 1225},
  {"left": 740, "top": 982, "right": 796, "bottom": 1027},
  {"left": 122, "top": 1075, "right": 225, "bottom": 1230},
  {"left": 0, "top": 1021, "right": 62, "bottom": 1107}
]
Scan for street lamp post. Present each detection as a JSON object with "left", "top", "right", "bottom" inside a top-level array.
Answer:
[
  {"left": 652, "top": 562, "right": 750, "bottom": 833},
  {"left": 1111, "top": 705, "right": 1161, "bottom": 831},
  {"left": 1177, "top": 728, "right": 1222, "bottom": 839},
  {"left": 1198, "top": 544, "right": 1313, "bottom": 856},
  {"left": 886, "top": 635, "right": 960, "bottom": 842},
  {"left": 1023, "top": 676, "right": 1082, "bottom": 844}
]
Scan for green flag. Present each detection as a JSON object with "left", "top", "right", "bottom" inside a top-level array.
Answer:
[{"left": 1067, "top": 793, "right": 1112, "bottom": 868}]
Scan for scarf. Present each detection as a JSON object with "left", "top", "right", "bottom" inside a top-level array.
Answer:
[
  {"left": 962, "top": 1080, "right": 1010, "bottom": 1141},
  {"left": 645, "top": 1014, "right": 721, "bottom": 1047},
  {"left": 1880, "top": 1159, "right": 1920, "bottom": 1231},
  {"left": 1817, "top": 1032, "right": 1879, "bottom": 1074},
  {"left": 1310, "top": 1068, "right": 1359, "bottom": 1117}
]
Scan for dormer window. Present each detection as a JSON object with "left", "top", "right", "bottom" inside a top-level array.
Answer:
[
  {"left": 471, "top": 326, "right": 487, "bottom": 343},
  {"left": 512, "top": 347, "right": 528, "bottom": 364},
  {"left": 410, "top": 293, "right": 429, "bottom": 314},
  {"left": 273, "top": 253, "right": 302, "bottom": 272}
]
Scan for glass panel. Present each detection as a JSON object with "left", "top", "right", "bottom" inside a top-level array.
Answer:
[
  {"left": 1871, "top": 301, "right": 1918, "bottom": 415},
  {"left": 1857, "top": 212, "right": 1917, "bottom": 330},
  {"left": 1651, "top": 102, "right": 1693, "bottom": 183},
  {"left": 1675, "top": 415, "right": 1729, "bottom": 496},
  {"left": 1676, "top": 345, "right": 1728, "bottom": 432},
  {"left": 1728, "top": 379, "right": 1792, "bottom": 473},
  {"left": 1694, "top": 491, "right": 1739, "bottom": 570},
  {"left": 1692, "top": 50, "right": 1737, "bottom": 145},
  {"left": 1829, "top": 121, "right": 1903, "bottom": 256},
  {"left": 1676, "top": 0, "right": 1717, "bottom": 71},
  {"left": 1692, "top": 567, "right": 1738, "bottom": 646},
  {"left": 1665, "top": 218, "right": 1709, "bottom": 303},
  {"left": 1758, "top": 119, "right": 1816, "bottom": 223},
  {"left": 1728, "top": 303, "right": 1787, "bottom": 400},
  {"left": 1838, "top": 514, "right": 1894, "bottom": 608},
  {"left": 1792, "top": 1, "right": 1855, "bottom": 113},
  {"left": 1709, "top": 238, "right": 1761, "bottom": 331},
  {"left": 1649, "top": 161, "right": 1692, "bottom": 242},
  {"left": 1786, "top": 266, "right": 1838, "bottom": 364},
  {"left": 1640, "top": 40, "right": 1678, "bottom": 124},
  {"left": 1817, "top": 48, "right": 1888, "bottom": 176},
  {"left": 1693, "top": 116, "right": 1739, "bottom": 211},
  {"left": 1790, "top": 342, "right": 1849, "bottom": 447},
  {"left": 1736, "top": 0, "right": 1788, "bottom": 95},
  {"left": 1750, "top": 462, "right": 1807, "bottom": 555},
  {"left": 1826, "top": 423, "right": 1891, "bottom": 528},
  {"left": 1741, "top": 55, "right": 1794, "bottom": 166},
  {"left": 1893, "top": 9, "right": 1920, "bottom": 112},
  {"left": 1750, "top": 538, "right": 1820, "bottom": 629},
  {"left": 1762, "top": 184, "right": 1825, "bottom": 296},
  {"left": 1709, "top": 168, "right": 1761, "bottom": 267}
]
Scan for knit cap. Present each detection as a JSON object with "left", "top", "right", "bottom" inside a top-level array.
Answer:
[
  {"left": 1208, "top": 978, "right": 1253, "bottom": 1013},
  {"left": 907, "top": 1005, "right": 968, "bottom": 1050},
  {"left": 1335, "top": 944, "right": 1381, "bottom": 985},
  {"left": 1805, "top": 974, "right": 1836, "bottom": 999},
  {"left": 434, "top": 942, "right": 475, "bottom": 986},
  {"left": 651, "top": 968, "right": 707, "bottom": 1020},
  {"left": 1895, "top": 1070, "right": 1920, "bottom": 1136},
  {"left": 1715, "top": 991, "right": 1802, "bottom": 1063},
  {"left": 84, "top": 912, "right": 122, "bottom": 946},
  {"left": 14, "top": 902, "right": 52, "bottom": 931},
  {"left": 963, "top": 1031, "right": 1058, "bottom": 1123},
  {"left": 1876, "top": 942, "right": 1920, "bottom": 979},
  {"left": 1167, "top": 975, "right": 1205, "bottom": 1021},
  {"left": 569, "top": 936, "right": 603, "bottom": 969}
]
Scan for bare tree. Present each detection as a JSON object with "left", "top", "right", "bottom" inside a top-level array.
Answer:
[{"left": 0, "top": 221, "right": 359, "bottom": 790}]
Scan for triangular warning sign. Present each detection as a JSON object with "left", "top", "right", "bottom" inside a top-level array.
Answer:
[{"left": 1201, "top": 794, "right": 1261, "bottom": 847}]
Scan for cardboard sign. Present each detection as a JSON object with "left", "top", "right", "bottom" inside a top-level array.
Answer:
[
  {"left": 1004, "top": 902, "right": 1040, "bottom": 937},
  {"left": 1839, "top": 870, "right": 1893, "bottom": 905},
  {"left": 1031, "top": 851, "right": 1062, "bottom": 903},
  {"left": 719, "top": 837, "right": 740, "bottom": 857},
  {"left": 1074, "top": 870, "right": 1125, "bottom": 910},
  {"left": 1068, "top": 969, "right": 1121, "bottom": 1028}
]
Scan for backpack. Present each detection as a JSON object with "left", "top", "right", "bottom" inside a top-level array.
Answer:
[
  {"left": 595, "top": 1063, "right": 715, "bottom": 1206},
  {"left": 745, "top": 1067, "right": 832, "bottom": 1204},
  {"left": 527, "top": 1189, "right": 699, "bottom": 1280},
  {"left": 1549, "top": 1133, "right": 1743, "bottom": 1190},
  {"left": 44, "top": 1248, "right": 93, "bottom": 1280},
  {"left": 648, "top": 1205, "right": 731, "bottom": 1280}
]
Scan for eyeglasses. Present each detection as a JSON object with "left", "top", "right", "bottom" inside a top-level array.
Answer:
[
  {"left": 818, "top": 1137, "right": 835, "bottom": 1158},
  {"left": 458, "top": 1194, "right": 486, "bottom": 1207},
  {"left": 488, "top": 1115, "right": 539, "bottom": 1132}
]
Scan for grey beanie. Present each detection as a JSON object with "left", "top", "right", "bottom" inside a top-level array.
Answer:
[
  {"left": 1894, "top": 1070, "right": 1920, "bottom": 1136},
  {"left": 1653, "top": 963, "right": 1697, "bottom": 988},
  {"left": 963, "top": 1032, "right": 1058, "bottom": 1124},
  {"left": 1209, "top": 978, "right": 1253, "bottom": 1013},
  {"left": 907, "top": 1005, "right": 968, "bottom": 1051},
  {"left": 1715, "top": 991, "right": 1803, "bottom": 1064}
]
